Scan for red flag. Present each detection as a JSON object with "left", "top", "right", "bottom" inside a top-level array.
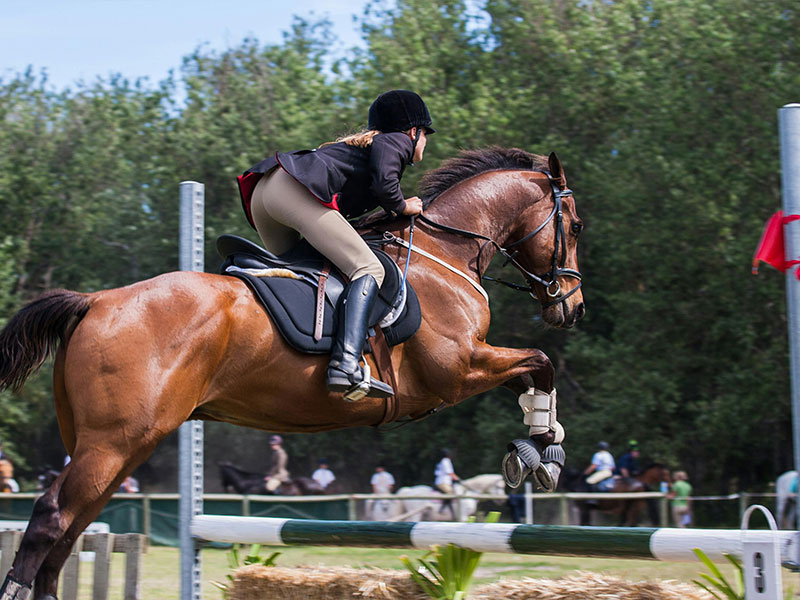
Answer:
[{"left": 752, "top": 210, "right": 800, "bottom": 275}]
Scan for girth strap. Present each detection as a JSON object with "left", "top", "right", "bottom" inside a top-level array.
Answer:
[{"left": 370, "top": 326, "right": 400, "bottom": 426}]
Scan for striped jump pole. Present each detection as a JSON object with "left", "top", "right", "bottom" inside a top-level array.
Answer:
[{"left": 191, "top": 515, "right": 799, "bottom": 564}]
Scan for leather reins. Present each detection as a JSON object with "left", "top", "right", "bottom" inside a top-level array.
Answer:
[{"left": 419, "top": 172, "right": 582, "bottom": 308}]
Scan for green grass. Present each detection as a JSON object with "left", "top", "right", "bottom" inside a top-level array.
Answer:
[{"left": 73, "top": 545, "right": 800, "bottom": 600}]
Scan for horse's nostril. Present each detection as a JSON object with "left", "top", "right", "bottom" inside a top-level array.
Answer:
[{"left": 576, "top": 303, "right": 586, "bottom": 321}]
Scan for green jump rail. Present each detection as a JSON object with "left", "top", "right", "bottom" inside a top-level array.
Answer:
[{"left": 190, "top": 515, "right": 798, "bottom": 563}]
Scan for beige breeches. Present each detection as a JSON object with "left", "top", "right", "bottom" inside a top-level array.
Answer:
[
  {"left": 251, "top": 168, "right": 385, "bottom": 286},
  {"left": 435, "top": 482, "right": 454, "bottom": 494}
]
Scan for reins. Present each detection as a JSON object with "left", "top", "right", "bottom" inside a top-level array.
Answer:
[
  {"left": 417, "top": 173, "right": 582, "bottom": 308},
  {"left": 371, "top": 171, "right": 582, "bottom": 431}
]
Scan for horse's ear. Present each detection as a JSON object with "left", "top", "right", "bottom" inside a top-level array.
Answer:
[{"left": 548, "top": 152, "right": 567, "bottom": 188}]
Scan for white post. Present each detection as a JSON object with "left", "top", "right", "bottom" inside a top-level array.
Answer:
[
  {"left": 524, "top": 481, "right": 533, "bottom": 524},
  {"left": 178, "top": 181, "right": 205, "bottom": 600}
]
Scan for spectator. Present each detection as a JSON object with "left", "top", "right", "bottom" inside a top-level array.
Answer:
[
  {"left": 671, "top": 470, "right": 693, "bottom": 527},
  {"left": 311, "top": 458, "right": 336, "bottom": 490},
  {"left": 119, "top": 475, "right": 140, "bottom": 493},
  {"left": 264, "top": 435, "right": 290, "bottom": 493},
  {"left": 370, "top": 465, "right": 395, "bottom": 494},
  {"left": 616, "top": 440, "right": 641, "bottom": 478},
  {"left": 0, "top": 438, "right": 8, "bottom": 461},
  {"left": 584, "top": 441, "right": 616, "bottom": 490},
  {"left": 434, "top": 448, "right": 461, "bottom": 494},
  {"left": 0, "top": 458, "right": 19, "bottom": 493}
]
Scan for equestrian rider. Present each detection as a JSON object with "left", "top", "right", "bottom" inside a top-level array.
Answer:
[
  {"left": 264, "top": 434, "right": 290, "bottom": 493},
  {"left": 615, "top": 439, "right": 641, "bottom": 478},
  {"left": 584, "top": 441, "right": 616, "bottom": 489},
  {"left": 237, "top": 90, "right": 434, "bottom": 400}
]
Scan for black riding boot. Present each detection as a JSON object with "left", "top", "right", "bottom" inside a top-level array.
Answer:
[{"left": 326, "top": 275, "right": 394, "bottom": 400}]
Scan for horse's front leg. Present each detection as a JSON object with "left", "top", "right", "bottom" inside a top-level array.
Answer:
[{"left": 463, "top": 343, "right": 565, "bottom": 492}]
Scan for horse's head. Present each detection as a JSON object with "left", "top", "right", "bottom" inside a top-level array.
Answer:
[{"left": 510, "top": 152, "right": 585, "bottom": 328}]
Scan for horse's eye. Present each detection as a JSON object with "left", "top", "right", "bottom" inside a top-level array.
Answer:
[{"left": 571, "top": 222, "right": 583, "bottom": 235}]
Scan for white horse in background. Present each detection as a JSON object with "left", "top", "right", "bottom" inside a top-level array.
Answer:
[
  {"left": 366, "top": 474, "right": 506, "bottom": 522},
  {"left": 776, "top": 470, "right": 798, "bottom": 529}
]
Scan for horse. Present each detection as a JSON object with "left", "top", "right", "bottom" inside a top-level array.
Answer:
[
  {"left": 0, "top": 147, "right": 584, "bottom": 598},
  {"left": 562, "top": 464, "right": 671, "bottom": 527},
  {"left": 366, "top": 474, "right": 505, "bottom": 521},
  {"left": 217, "top": 461, "right": 325, "bottom": 495},
  {"left": 776, "top": 470, "right": 797, "bottom": 529}
]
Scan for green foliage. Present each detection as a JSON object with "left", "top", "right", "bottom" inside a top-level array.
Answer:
[
  {"left": 691, "top": 548, "right": 744, "bottom": 600},
  {"left": 1, "top": 0, "right": 799, "bottom": 495},
  {"left": 401, "top": 512, "right": 500, "bottom": 599},
  {"left": 210, "top": 544, "right": 281, "bottom": 599}
]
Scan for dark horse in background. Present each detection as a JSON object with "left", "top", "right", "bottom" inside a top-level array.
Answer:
[
  {"left": 561, "top": 464, "right": 671, "bottom": 527},
  {"left": 218, "top": 461, "right": 326, "bottom": 495},
  {"left": 0, "top": 148, "right": 583, "bottom": 599}
]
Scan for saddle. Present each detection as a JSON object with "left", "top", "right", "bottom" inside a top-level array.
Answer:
[{"left": 217, "top": 235, "right": 421, "bottom": 355}]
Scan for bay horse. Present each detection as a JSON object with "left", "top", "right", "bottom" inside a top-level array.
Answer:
[
  {"left": 564, "top": 464, "right": 671, "bottom": 527},
  {"left": 0, "top": 148, "right": 583, "bottom": 599},
  {"left": 217, "top": 462, "right": 325, "bottom": 495}
]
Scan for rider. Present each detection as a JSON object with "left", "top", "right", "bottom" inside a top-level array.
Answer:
[
  {"left": 236, "top": 90, "right": 434, "bottom": 400},
  {"left": 584, "top": 441, "right": 616, "bottom": 491},
  {"left": 434, "top": 448, "right": 461, "bottom": 517},
  {"left": 615, "top": 439, "right": 641, "bottom": 478},
  {"left": 264, "top": 435, "right": 290, "bottom": 493}
]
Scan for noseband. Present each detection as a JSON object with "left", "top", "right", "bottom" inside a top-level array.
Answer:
[{"left": 419, "top": 173, "right": 582, "bottom": 308}]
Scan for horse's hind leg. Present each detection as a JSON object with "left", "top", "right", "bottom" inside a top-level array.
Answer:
[{"left": 3, "top": 444, "right": 142, "bottom": 599}]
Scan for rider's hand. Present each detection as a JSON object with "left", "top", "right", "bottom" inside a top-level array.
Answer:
[{"left": 401, "top": 196, "right": 423, "bottom": 216}]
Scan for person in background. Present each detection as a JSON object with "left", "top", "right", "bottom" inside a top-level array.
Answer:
[
  {"left": 119, "top": 475, "right": 140, "bottom": 493},
  {"left": 584, "top": 441, "right": 616, "bottom": 490},
  {"left": 434, "top": 449, "right": 461, "bottom": 494},
  {"left": 0, "top": 458, "right": 19, "bottom": 493},
  {"left": 311, "top": 458, "right": 336, "bottom": 490},
  {"left": 434, "top": 449, "right": 462, "bottom": 518},
  {"left": 371, "top": 465, "right": 395, "bottom": 494},
  {"left": 616, "top": 439, "right": 641, "bottom": 478},
  {"left": 671, "top": 470, "right": 693, "bottom": 527},
  {"left": 0, "top": 438, "right": 8, "bottom": 461},
  {"left": 264, "top": 435, "right": 290, "bottom": 493}
]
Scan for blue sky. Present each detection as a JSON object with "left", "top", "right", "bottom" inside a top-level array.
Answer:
[{"left": 1, "top": 0, "right": 368, "bottom": 90}]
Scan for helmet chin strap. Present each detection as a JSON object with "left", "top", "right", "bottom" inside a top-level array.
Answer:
[{"left": 409, "top": 127, "right": 422, "bottom": 165}]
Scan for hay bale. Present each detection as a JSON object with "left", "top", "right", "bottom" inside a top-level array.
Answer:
[
  {"left": 229, "top": 564, "right": 429, "bottom": 600},
  {"left": 231, "top": 565, "right": 714, "bottom": 600},
  {"left": 471, "top": 571, "right": 715, "bottom": 599}
]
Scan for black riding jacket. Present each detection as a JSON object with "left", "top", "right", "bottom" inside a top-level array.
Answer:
[{"left": 237, "top": 132, "right": 414, "bottom": 228}]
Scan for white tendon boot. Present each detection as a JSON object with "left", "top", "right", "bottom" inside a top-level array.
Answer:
[{"left": 501, "top": 388, "right": 566, "bottom": 492}]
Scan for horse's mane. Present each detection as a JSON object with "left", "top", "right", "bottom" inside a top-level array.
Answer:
[
  {"left": 354, "top": 146, "right": 548, "bottom": 229},
  {"left": 419, "top": 146, "right": 549, "bottom": 208}
]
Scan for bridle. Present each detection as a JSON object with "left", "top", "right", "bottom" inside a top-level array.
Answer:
[{"left": 418, "top": 172, "right": 582, "bottom": 308}]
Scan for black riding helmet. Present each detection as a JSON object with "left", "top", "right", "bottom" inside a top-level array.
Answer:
[{"left": 368, "top": 90, "right": 435, "bottom": 135}]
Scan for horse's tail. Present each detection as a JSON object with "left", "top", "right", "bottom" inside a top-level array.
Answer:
[{"left": 0, "top": 289, "right": 91, "bottom": 392}]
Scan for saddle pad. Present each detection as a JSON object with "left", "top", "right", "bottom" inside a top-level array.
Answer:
[{"left": 217, "top": 235, "right": 421, "bottom": 354}]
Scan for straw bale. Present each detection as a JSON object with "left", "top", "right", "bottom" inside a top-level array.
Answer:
[
  {"left": 231, "top": 565, "right": 715, "bottom": 600},
  {"left": 229, "top": 564, "right": 429, "bottom": 600},
  {"left": 471, "top": 571, "right": 715, "bottom": 600}
]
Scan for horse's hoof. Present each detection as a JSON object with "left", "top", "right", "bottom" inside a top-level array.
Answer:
[
  {"left": 533, "top": 461, "right": 561, "bottom": 492},
  {"left": 0, "top": 575, "right": 32, "bottom": 600},
  {"left": 501, "top": 439, "right": 541, "bottom": 488},
  {"left": 532, "top": 444, "right": 566, "bottom": 492}
]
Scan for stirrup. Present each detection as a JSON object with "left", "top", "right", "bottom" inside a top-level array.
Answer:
[{"left": 334, "top": 363, "right": 394, "bottom": 402}]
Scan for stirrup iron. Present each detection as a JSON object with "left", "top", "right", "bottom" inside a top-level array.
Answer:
[{"left": 343, "top": 363, "right": 371, "bottom": 401}]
